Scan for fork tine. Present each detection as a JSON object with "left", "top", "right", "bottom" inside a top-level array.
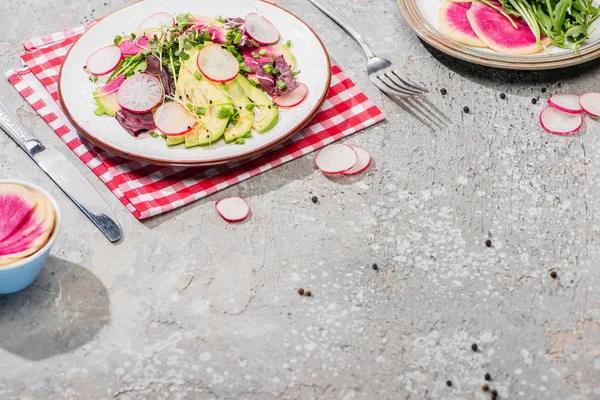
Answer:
[
  {"left": 376, "top": 76, "right": 421, "bottom": 97},
  {"left": 383, "top": 73, "right": 423, "bottom": 95},
  {"left": 391, "top": 71, "right": 428, "bottom": 93}
]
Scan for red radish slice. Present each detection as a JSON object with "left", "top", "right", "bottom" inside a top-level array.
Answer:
[
  {"left": 438, "top": 1, "right": 487, "bottom": 48},
  {"left": 137, "top": 12, "right": 175, "bottom": 31},
  {"left": 342, "top": 146, "right": 371, "bottom": 175},
  {"left": 466, "top": 2, "right": 551, "bottom": 55},
  {"left": 86, "top": 45, "right": 121, "bottom": 76},
  {"left": 117, "top": 73, "right": 164, "bottom": 114},
  {"left": 215, "top": 197, "right": 250, "bottom": 222},
  {"left": 197, "top": 45, "right": 240, "bottom": 82},
  {"left": 274, "top": 83, "right": 308, "bottom": 108},
  {"left": 316, "top": 144, "right": 358, "bottom": 174},
  {"left": 580, "top": 93, "right": 600, "bottom": 117},
  {"left": 245, "top": 13, "right": 280, "bottom": 45},
  {"left": 548, "top": 94, "right": 583, "bottom": 114},
  {"left": 154, "top": 102, "right": 196, "bottom": 135},
  {"left": 540, "top": 107, "right": 583, "bottom": 136},
  {"left": 0, "top": 184, "right": 37, "bottom": 242}
]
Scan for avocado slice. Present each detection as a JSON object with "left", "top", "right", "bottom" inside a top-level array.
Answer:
[
  {"left": 177, "top": 51, "right": 231, "bottom": 143},
  {"left": 223, "top": 80, "right": 254, "bottom": 143},
  {"left": 93, "top": 91, "right": 120, "bottom": 117},
  {"left": 166, "top": 134, "right": 186, "bottom": 147},
  {"left": 235, "top": 75, "right": 279, "bottom": 134}
]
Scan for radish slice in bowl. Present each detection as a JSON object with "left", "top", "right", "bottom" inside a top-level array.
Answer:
[
  {"left": 548, "top": 94, "right": 583, "bottom": 114},
  {"left": 154, "top": 102, "right": 196, "bottom": 135},
  {"left": 117, "top": 73, "right": 164, "bottom": 114},
  {"left": 197, "top": 45, "right": 240, "bottom": 83},
  {"left": 137, "top": 12, "right": 175, "bottom": 31},
  {"left": 342, "top": 146, "right": 371, "bottom": 175},
  {"left": 86, "top": 46, "right": 122, "bottom": 76},
  {"left": 274, "top": 83, "right": 308, "bottom": 108},
  {"left": 579, "top": 93, "right": 600, "bottom": 117},
  {"left": 216, "top": 197, "right": 250, "bottom": 222},
  {"left": 316, "top": 144, "right": 358, "bottom": 174},
  {"left": 245, "top": 13, "right": 280, "bottom": 45},
  {"left": 540, "top": 107, "right": 583, "bottom": 136}
]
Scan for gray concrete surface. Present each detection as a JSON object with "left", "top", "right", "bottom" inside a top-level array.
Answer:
[{"left": 1, "top": 0, "right": 600, "bottom": 399}]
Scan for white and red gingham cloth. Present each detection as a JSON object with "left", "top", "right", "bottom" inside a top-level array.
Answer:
[{"left": 6, "top": 17, "right": 384, "bottom": 220}]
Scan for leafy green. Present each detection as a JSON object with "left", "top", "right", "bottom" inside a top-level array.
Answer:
[{"left": 496, "top": 0, "right": 599, "bottom": 51}]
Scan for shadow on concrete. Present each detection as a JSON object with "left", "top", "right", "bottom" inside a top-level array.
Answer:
[
  {"left": 140, "top": 140, "right": 321, "bottom": 229},
  {"left": 0, "top": 257, "right": 110, "bottom": 361},
  {"left": 421, "top": 40, "right": 600, "bottom": 88}
]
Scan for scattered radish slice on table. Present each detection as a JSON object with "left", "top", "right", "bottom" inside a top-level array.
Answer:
[
  {"left": 579, "top": 93, "right": 600, "bottom": 117},
  {"left": 274, "top": 83, "right": 308, "bottom": 108},
  {"left": 197, "top": 44, "right": 240, "bottom": 82},
  {"left": 316, "top": 144, "right": 358, "bottom": 174},
  {"left": 216, "top": 197, "right": 250, "bottom": 222},
  {"left": 342, "top": 146, "right": 371, "bottom": 175},
  {"left": 548, "top": 94, "right": 583, "bottom": 114},
  {"left": 245, "top": 13, "right": 280, "bottom": 45},
  {"left": 86, "top": 45, "right": 122, "bottom": 76},
  {"left": 154, "top": 102, "right": 196, "bottom": 135},
  {"left": 117, "top": 73, "right": 164, "bottom": 114},
  {"left": 540, "top": 107, "right": 583, "bottom": 136},
  {"left": 137, "top": 12, "right": 175, "bottom": 31}
]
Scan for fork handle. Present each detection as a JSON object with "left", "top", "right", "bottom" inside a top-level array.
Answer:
[{"left": 307, "top": 0, "right": 376, "bottom": 59}]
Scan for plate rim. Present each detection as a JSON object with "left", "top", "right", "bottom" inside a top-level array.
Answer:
[
  {"left": 397, "top": 0, "right": 600, "bottom": 70},
  {"left": 58, "top": 0, "right": 332, "bottom": 167}
]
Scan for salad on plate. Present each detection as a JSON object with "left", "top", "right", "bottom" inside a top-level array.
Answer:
[
  {"left": 439, "top": 0, "right": 599, "bottom": 55},
  {"left": 86, "top": 11, "right": 308, "bottom": 148}
]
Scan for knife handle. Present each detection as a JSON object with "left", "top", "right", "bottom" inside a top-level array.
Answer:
[{"left": 0, "top": 100, "right": 45, "bottom": 155}]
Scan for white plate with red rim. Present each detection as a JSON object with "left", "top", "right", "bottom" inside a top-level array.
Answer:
[
  {"left": 398, "top": 0, "right": 600, "bottom": 70},
  {"left": 59, "top": 0, "right": 331, "bottom": 166}
]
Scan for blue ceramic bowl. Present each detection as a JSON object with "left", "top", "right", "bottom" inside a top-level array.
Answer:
[{"left": 0, "top": 180, "right": 61, "bottom": 294}]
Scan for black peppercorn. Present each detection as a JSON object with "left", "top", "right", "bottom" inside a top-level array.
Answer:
[
  {"left": 485, "top": 373, "right": 491, "bottom": 381},
  {"left": 485, "top": 239, "right": 492, "bottom": 248},
  {"left": 446, "top": 380, "right": 452, "bottom": 387},
  {"left": 440, "top": 88, "right": 447, "bottom": 95},
  {"left": 472, "top": 343, "right": 478, "bottom": 351},
  {"left": 541, "top": 87, "right": 547, "bottom": 93},
  {"left": 500, "top": 93, "right": 506, "bottom": 99},
  {"left": 463, "top": 106, "right": 470, "bottom": 113},
  {"left": 551, "top": 271, "right": 558, "bottom": 279},
  {"left": 372, "top": 263, "right": 378, "bottom": 270},
  {"left": 532, "top": 98, "right": 537, "bottom": 104},
  {"left": 491, "top": 389, "right": 498, "bottom": 399}
]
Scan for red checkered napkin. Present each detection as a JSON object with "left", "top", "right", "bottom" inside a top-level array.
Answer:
[{"left": 6, "top": 23, "right": 384, "bottom": 220}]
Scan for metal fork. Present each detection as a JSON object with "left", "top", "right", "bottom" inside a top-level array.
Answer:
[{"left": 307, "top": 0, "right": 427, "bottom": 97}]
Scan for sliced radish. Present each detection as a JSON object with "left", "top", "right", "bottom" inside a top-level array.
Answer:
[
  {"left": 540, "top": 107, "right": 583, "bottom": 136},
  {"left": 197, "top": 45, "right": 240, "bottom": 82},
  {"left": 273, "top": 83, "right": 308, "bottom": 108},
  {"left": 245, "top": 13, "right": 280, "bottom": 45},
  {"left": 117, "top": 73, "right": 164, "bottom": 114},
  {"left": 137, "top": 12, "right": 175, "bottom": 31},
  {"left": 154, "top": 102, "right": 196, "bottom": 135},
  {"left": 579, "top": 93, "right": 600, "bottom": 117},
  {"left": 342, "top": 146, "right": 371, "bottom": 175},
  {"left": 316, "top": 144, "right": 358, "bottom": 174},
  {"left": 86, "top": 45, "right": 121, "bottom": 76},
  {"left": 548, "top": 94, "right": 583, "bottom": 114},
  {"left": 215, "top": 197, "right": 250, "bottom": 222}
]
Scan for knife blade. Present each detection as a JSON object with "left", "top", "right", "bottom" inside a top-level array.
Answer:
[{"left": 0, "top": 100, "right": 122, "bottom": 243}]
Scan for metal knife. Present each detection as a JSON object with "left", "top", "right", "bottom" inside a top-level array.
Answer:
[{"left": 0, "top": 100, "right": 122, "bottom": 243}]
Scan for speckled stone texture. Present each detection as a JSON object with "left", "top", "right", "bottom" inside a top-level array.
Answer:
[{"left": 1, "top": 0, "right": 600, "bottom": 399}]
